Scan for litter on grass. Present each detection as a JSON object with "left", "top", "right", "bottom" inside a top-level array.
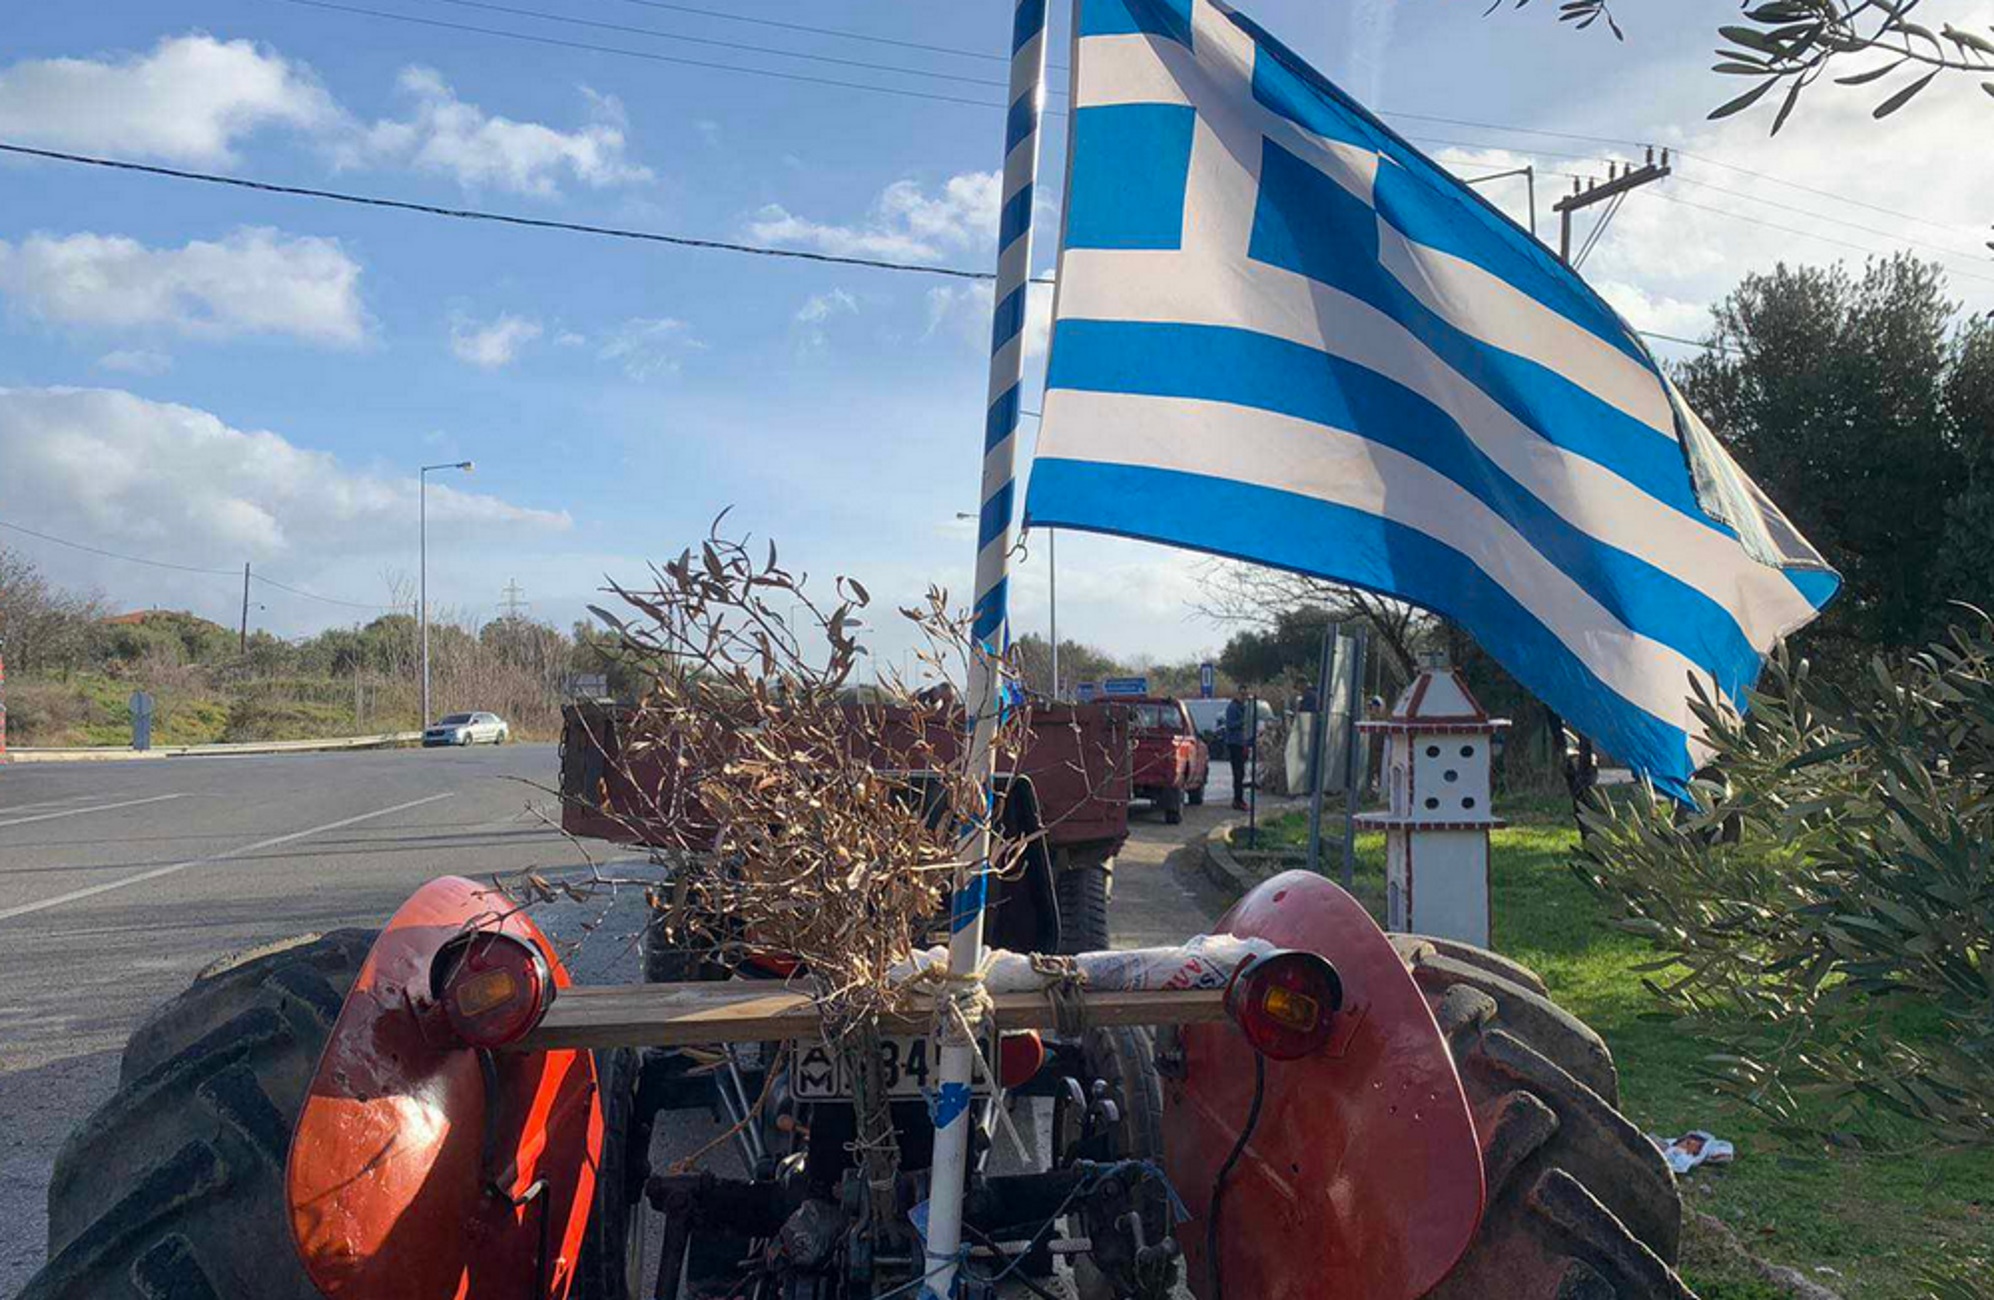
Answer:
[{"left": 1650, "top": 1130, "right": 1736, "bottom": 1175}]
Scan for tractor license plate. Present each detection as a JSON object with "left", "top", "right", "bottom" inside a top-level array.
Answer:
[{"left": 789, "top": 1034, "right": 992, "bottom": 1102}]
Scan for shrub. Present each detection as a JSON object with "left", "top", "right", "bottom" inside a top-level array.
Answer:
[{"left": 1575, "top": 617, "right": 1994, "bottom": 1146}]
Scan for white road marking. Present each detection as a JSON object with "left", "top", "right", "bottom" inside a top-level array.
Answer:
[
  {"left": 0, "top": 793, "right": 192, "bottom": 830},
  {"left": 0, "top": 793, "right": 455, "bottom": 922}
]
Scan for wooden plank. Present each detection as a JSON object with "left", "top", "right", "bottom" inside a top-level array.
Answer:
[{"left": 515, "top": 982, "right": 1230, "bottom": 1051}]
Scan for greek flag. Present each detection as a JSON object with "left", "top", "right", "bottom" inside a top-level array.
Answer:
[{"left": 1024, "top": 0, "right": 1839, "bottom": 795}]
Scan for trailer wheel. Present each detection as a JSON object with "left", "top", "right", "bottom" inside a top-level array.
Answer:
[
  {"left": 21, "top": 931, "right": 374, "bottom": 1300},
  {"left": 1186, "top": 781, "right": 1205, "bottom": 807},
  {"left": 1054, "top": 850, "right": 1113, "bottom": 954},
  {"left": 1409, "top": 942, "right": 1692, "bottom": 1300},
  {"left": 1161, "top": 788, "right": 1184, "bottom": 826}
]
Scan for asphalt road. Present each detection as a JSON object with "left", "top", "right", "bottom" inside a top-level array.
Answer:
[{"left": 0, "top": 747, "right": 1232, "bottom": 1295}]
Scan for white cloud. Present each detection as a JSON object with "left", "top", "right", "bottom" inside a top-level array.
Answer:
[
  {"left": 0, "top": 34, "right": 337, "bottom": 165},
  {"left": 793, "top": 288, "right": 858, "bottom": 350},
  {"left": 0, "top": 227, "right": 366, "bottom": 346},
  {"left": 341, "top": 68, "right": 651, "bottom": 196},
  {"left": 598, "top": 317, "right": 703, "bottom": 379},
  {"left": 748, "top": 171, "right": 1002, "bottom": 263},
  {"left": 96, "top": 348, "right": 172, "bottom": 376},
  {"left": 0, "top": 387, "right": 570, "bottom": 566},
  {"left": 450, "top": 312, "right": 542, "bottom": 368}
]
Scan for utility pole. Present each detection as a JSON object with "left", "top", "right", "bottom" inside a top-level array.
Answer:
[
  {"left": 1462, "top": 163, "right": 1538, "bottom": 240},
  {"left": 1556, "top": 147, "right": 1671, "bottom": 267},
  {"left": 240, "top": 562, "right": 251, "bottom": 654},
  {"left": 500, "top": 578, "right": 528, "bottom": 621}
]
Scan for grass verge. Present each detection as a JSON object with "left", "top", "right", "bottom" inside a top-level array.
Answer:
[{"left": 1241, "top": 804, "right": 1994, "bottom": 1299}]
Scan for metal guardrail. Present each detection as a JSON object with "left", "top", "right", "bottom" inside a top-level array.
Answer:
[{"left": 8, "top": 732, "right": 424, "bottom": 762}]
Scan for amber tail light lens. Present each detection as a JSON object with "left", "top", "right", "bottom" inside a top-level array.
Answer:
[
  {"left": 432, "top": 932, "right": 554, "bottom": 1048},
  {"left": 1223, "top": 949, "right": 1344, "bottom": 1060}
]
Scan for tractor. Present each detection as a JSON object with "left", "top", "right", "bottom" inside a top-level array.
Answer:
[{"left": 20, "top": 860, "right": 1692, "bottom": 1299}]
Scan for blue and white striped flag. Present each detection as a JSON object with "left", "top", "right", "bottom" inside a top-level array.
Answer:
[{"left": 1025, "top": 0, "right": 1839, "bottom": 795}]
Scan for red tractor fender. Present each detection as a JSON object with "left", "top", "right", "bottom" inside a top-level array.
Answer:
[
  {"left": 286, "top": 876, "right": 603, "bottom": 1299},
  {"left": 1166, "top": 870, "right": 1485, "bottom": 1299}
]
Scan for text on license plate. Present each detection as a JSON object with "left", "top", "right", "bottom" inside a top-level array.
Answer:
[{"left": 789, "top": 1034, "right": 991, "bottom": 1101}]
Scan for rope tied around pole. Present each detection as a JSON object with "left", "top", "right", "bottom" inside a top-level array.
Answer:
[{"left": 1029, "top": 952, "right": 1092, "bottom": 1040}]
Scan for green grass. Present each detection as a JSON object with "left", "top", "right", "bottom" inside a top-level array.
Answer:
[{"left": 1243, "top": 804, "right": 1994, "bottom": 1299}]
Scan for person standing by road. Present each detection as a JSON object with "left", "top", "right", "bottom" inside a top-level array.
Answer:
[{"left": 1223, "top": 687, "right": 1254, "bottom": 811}]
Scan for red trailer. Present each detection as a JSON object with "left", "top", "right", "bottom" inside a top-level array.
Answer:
[{"left": 557, "top": 698, "right": 1134, "bottom": 952}]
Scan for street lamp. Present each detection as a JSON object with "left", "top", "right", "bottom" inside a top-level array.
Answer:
[
  {"left": 420, "top": 460, "right": 474, "bottom": 723},
  {"left": 956, "top": 511, "right": 1057, "bottom": 698}
]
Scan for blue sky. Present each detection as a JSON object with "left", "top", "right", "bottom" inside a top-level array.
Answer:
[{"left": 2, "top": 0, "right": 1989, "bottom": 671}]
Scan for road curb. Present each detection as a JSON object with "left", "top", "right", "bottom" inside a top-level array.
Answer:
[
  {"left": 1200, "top": 818, "right": 1300, "bottom": 897},
  {"left": 9, "top": 732, "right": 424, "bottom": 763}
]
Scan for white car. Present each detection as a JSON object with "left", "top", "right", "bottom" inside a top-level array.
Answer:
[{"left": 423, "top": 711, "right": 510, "bottom": 747}]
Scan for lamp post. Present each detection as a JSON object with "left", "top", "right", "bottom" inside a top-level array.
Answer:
[
  {"left": 420, "top": 460, "right": 474, "bottom": 724},
  {"left": 958, "top": 513, "right": 1057, "bottom": 697}
]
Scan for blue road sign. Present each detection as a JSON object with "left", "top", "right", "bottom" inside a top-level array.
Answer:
[
  {"left": 1199, "top": 662, "right": 1216, "bottom": 698},
  {"left": 1102, "top": 676, "right": 1149, "bottom": 698}
]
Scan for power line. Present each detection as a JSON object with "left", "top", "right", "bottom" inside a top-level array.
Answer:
[
  {"left": 0, "top": 519, "right": 238, "bottom": 577},
  {"left": 5, "top": 141, "right": 1748, "bottom": 348},
  {"left": 0, "top": 518, "right": 396, "bottom": 610},
  {"left": 1670, "top": 172, "right": 1989, "bottom": 266},
  {"left": 279, "top": 0, "right": 1977, "bottom": 247},
  {"left": 275, "top": 0, "right": 1007, "bottom": 110},
  {"left": 250, "top": 574, "right": 397, "bottom": 611},
  {"left": 1638, "top": 189, "right": 1994, "bottom": 286},
  {"left": 414, "top": 0, "right": 1016, "bottom": 90},
  {"left": 603, "top": 0, "right": 1022, "bottom": 66},
  {"left": 0, "top": 143, "right": 1002, "bottom": 281}
]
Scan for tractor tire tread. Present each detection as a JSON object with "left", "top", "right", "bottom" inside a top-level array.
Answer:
[
  {"left": 1413, "top": 943, "right": 1691, "bottom": 1300},
  {"left": 1402, "top": 945, "right": 1619, "bottom": 1106},
  {"left": 122, "top": 928, "right": 375, "bottom": 1085},
  {"left": 24, "top": 933, "right": 372, "bottom": 1300}
]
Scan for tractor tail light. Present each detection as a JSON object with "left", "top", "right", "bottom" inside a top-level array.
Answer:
[
  {"left": 998, "top": 1030, "right": 1046, "bottom": 1089},
  {"left": 1224, "top": 950, "right": 1344, "bottom": 1061},
  {"left": 433, "top": 932, "right": 554, "bottom": 1048}
]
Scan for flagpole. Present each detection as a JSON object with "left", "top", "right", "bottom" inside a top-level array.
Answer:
[{"left": 922, "top": 0, "right": 1049, "bottom": 1294}]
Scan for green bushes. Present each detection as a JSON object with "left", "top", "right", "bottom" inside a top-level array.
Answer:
[{"left": 1575, "top": 618, "right": 1994, "bottom": 1146}]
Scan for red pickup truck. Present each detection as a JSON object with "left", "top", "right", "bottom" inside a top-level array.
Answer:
[
  {"left": 557, "top": 698, "right": 1134, "bottom": 951},
  {"left": 1125, "top": 696, "right": 1210, "bottom": 825}
]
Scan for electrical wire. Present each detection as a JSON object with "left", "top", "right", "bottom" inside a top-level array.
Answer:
[
  {"left": 0, "top": 518, "right": 398, "bottom": 610},
  {"left": 268, "top": 0, "right": 1982, "bottom": 260},
  {"left": 1573, "top": 189, "right": 1625, "bottom": 270},
  {"left": 0, "top": 519, "right": 239, "bottom": 577},
  {"left": 274, "top": 0, "right": 1009, "bottom": 110},
  {"left": 0, "top": 143, "right": 1002, "bottom": 282},
  {"left": 1670, "top": 172, "right": 1990, "bottom": 266},
  {"left": 604, "top": 0, "right": 1023, "bottom": 66},
  {"left": 1637, "top": 189, "right": 1994, "bottom": 286},
  {"left": 1206, "top": 1051, "right": 1266, "bottom": 1300},
  {"left": 414, "top": 0, "right": 1017, "bottom": 90},
  {"left": 3, "top": 142, "right": 1745, "bottom": 347}
]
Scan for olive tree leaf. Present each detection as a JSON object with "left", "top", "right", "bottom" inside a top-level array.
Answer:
[
  {"left": 1710, "top": 76, "right": 1783, "bottom": 119},
  {"left": 1836, "top": 58, "right": 1909, "bottom": 84},
  {"left": 1874, "top": 67, "right": 1943, "bottom": 116},
  {"left": 1772, "top": 77, "right": 1807, "bottom": 133}
]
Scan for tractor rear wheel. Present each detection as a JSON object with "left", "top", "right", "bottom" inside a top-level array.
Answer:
[
  {"left": 21, "top": 930, "right": 376, "bottom": 1300},
  {"left": 1406, "top": 939, "right": 1693, "bottom": 1300}
]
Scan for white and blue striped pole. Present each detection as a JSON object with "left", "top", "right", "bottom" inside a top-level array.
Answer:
[{"left": 921, "top": 0, "right": 1049, "bottom": 1294}]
